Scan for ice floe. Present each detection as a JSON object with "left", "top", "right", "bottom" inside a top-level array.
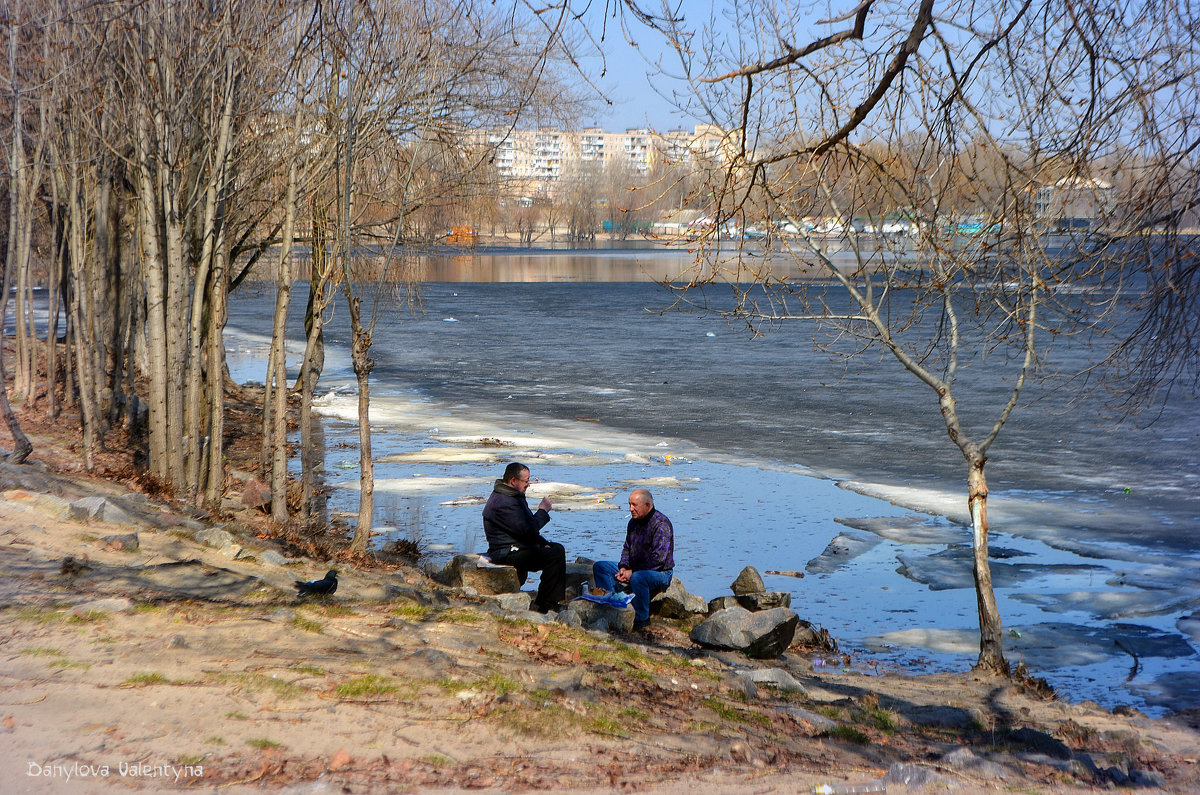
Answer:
[
  {"left": 895, "top": 546, "right": 1105, "bottom": 591},
  {"left": 331, "top": 475, "right": 490, "bottom": 494},
  {"left": 835, "top": 515, "right": 965, "bottom": 545},
  {"left": 805, "top": 530, "right": 881, "bottom": 574},
  {"left": 1011, "top": 589, "right": 1200, "bottom": 620},
  {"left": 616, "top": 476, "right": 702, "bottom": 490},
  {"left": 866, "top": 622, "right": 1195, "bottom": 669}
]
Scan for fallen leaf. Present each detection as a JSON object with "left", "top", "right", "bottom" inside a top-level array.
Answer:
[{"left": 329, "top": 747, "right": 352, "bottom": 770}]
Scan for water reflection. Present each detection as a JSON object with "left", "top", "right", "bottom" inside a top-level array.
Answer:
[{"left": 407, "top": 238, "right": 901, "bottom": 282}]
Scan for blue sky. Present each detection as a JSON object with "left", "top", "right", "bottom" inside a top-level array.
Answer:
[{"left": 573, "top": 1, "right": 710, "bottom": 132}]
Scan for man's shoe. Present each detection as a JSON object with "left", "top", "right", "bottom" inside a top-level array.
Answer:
[{"left": 632, "top": 619, "right": 650, "bottom": 631}]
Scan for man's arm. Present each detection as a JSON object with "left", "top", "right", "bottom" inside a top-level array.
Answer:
[{"left": 644, "top": 513, "right": 674, "bottom": 570}]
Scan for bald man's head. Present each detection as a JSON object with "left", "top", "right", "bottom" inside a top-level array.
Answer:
[{"left": 629, "top": 489, "right": 654, "bottom": 519}]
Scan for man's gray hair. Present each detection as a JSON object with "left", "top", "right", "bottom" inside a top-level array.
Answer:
[{"left": 630, "top": 488, "right": 654, "bottom": 507}]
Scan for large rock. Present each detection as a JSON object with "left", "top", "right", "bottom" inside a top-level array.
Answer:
[
  {"left": 730, "top": 566, "right": 766, "bottom": 595},
  {"left": 195, "top": 526, "right": 236, "bottom": 551},
  {"left": 652, "top": 578, "right": 708, "bottom": 618},
  {"left": 70, "top": 495, "right": 139, "bottom": 526},
  {"left": 486, "top": 591, "right": 534, "bottom": 612},
  {"left": 2, "top": 489, "right": 73, "bottom": 520},
  {"left": 240, "top": 478, "right": 272, "bottom": 512},
  {"left": 558, "top": 598, "right": 634, "bottom": 633},
  {"left": 690, "top": 606, "right": 799, "bottom": 658},
  {"left": 99, "top": 532, "right": 139, "bottom": 552},
  {"left": 442, "top": 555, "right": 521, "bottom": 594},
  {"left": 736, "top": 591, "right": 791, "bottom": 611},
  {"left": 708, "top": 595, "right": 741, "bottom": 614},
  {"left": 743, "top": 667, "right": 806, "bottom": 693}
]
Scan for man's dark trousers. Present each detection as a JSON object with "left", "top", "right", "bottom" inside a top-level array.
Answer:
[{"left": 494, "top": 542, "right": 566, "bottom": 612}]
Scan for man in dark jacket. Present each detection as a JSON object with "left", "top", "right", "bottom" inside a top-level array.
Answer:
[
  {"left": 482, "top": 462, "right": 566, "bottom": 613},
  {"left": 593, "top": 488, "right": 674, "bottom": 631}
]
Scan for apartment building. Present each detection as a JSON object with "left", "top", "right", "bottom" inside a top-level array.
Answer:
[{"left": 470, "top": 124, "right": 728, "bottom": 196}]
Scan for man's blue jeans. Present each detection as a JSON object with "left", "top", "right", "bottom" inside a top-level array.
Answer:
[{"left": 593, "top": 561, "right": 673, "bottom": 623}]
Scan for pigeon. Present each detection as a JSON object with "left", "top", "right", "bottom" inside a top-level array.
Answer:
[{"left": 295, "top": 569, "right": 338, "bottom": 597}]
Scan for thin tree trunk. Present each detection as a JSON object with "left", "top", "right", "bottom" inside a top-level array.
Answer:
[
  {"left": 298, "top": 204, "right": 330, "bottom": 524},
  {"left": 186, "top": 59, "right": 236, "bottom": 502},
  {"left": 136, "top": 106, "right": 173, "bottom": 483},
  {"left": 346, "top": 292, "right": 374, "bottom": 554},
  {"left": 268, "top": 161, "right": 298, "bottom": 522},
  {"left": 0, "top": 256, "right": 32, "bottom": 464},
  {"left": 205, "top": 224, "right": 228, "bottom": 508},
  {"left": 967, "top": 456, "right": 1005, "bottom": 671}
]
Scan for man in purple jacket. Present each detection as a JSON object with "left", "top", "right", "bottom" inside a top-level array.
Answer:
[
  {"left": 593, "top": 488, "right": 674, "bottom": 631},
  {"left": 482, "top": 462, "right": 566, "bottom": 613}
]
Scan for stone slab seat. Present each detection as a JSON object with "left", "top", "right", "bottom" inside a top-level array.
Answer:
[{"left": 443, "top": 554, "right": 522, "bottom": 595}]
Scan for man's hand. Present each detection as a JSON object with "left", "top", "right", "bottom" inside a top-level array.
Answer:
[
  {"left": 538, "top": 497, "right": 552, "bottom": 512},
  {"left": 616, "top": 567, "right": 632, "bottom": 585}
]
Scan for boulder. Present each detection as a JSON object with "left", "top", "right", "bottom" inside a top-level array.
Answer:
[
  {"left": 72, "top": 597, "right": 134, "bottom": 616},
  {"left": 735, "top": 592, "right": 791, "bottom": 611},
  {"left": 240, "top": 478, "right": 272, "bottom": 512},
  {"left": 730, "top": 566, "right": 765, "bottom": 595},
  {"left": 565, "top": 559, "right": 595, "bottom": 599},
  {"left": 487, "top": 591, "right": 533, "bottom": 612},
  {"left": 194, "top": 526, "right": 236, "bottom": 551},
  {"left": 70, "top": 496, "right": 138, "bottom": 526},
  {"left": 689, "top": 606, "right": 800, "bottom": 658},
  {"left": 939, "top": 748, "right": 1010, "bottom": 780},
  {"left": 388, "top": 584, "right": 451, "bottom": 607},
  {"left": 441, "top": 555, "right": 521, "bottom": 595},
  {"left": 707, "top": 595, "right": 741, "bottom": 614},
  {"left": 99, "top": 532, "right": 139, "bottom": 552},
  {"left": 745, "top": 667, "right": 806, "bottom": 693},
  {"left": 259, "top": 550, "right": 291, "bottom": 567},
  {"left": 882, "top": 763, "right": 953, "bottom": 791},
  {"left": 3, "top": 489, "right": 73, "bottom": 520},
  {"left": 652, "top": 578, "right": 708, "bottom": 618},
  {"left": 559, "top": 598, "right": 634, "bottom": 634},
  {"left": 779, "top": 705, "right": 838, "bottom": 732}
]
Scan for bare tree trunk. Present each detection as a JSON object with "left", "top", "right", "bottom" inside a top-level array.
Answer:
[
  {"left": 967, "top": 455, "right": 1005, "bottom": 671},
  {"left": 204, "top": 223, "right": 228, "bottom": 508},
  {"left": 268, "top": 161, "right": 299, "bottom": 521},
  {"left": 136, "top": 105, "right": 173, "bottom": 484},
  {"left": 345, "top": 291, "right": 374, "bottom": 554},
  {"left": 186, "top": 58, "right": 237, "bottom": 503},
  {"left": 298, "top": 203, "right": 331, "bottom": 524},
  {"left": 54, "top": 121, "right": 102, "bottom": 470},
  {"left": 0, "top": 256, "right": 32, "bottom": 464},
  {"left": 6, "top": 17, "right": 44, "bottom": 405}
]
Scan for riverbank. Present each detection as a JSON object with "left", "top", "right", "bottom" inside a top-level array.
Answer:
[{"left": 1, "top": 403, "right": 1198, "bottom": 793}]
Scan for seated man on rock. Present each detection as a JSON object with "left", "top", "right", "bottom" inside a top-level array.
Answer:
[
  {"left": 593, "top": 488, "right": 674, "bottom": 631},
  {"left": 482, "top": 462, "right": 566, "bottom": 613}
]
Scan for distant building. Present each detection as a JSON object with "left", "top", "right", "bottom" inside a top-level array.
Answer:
[
  {"left": 467, "top": 124, "right": 730, "bottom": 197},
  {"left": 1034, "top": 176, "right": 1114, "bottom": 228}
]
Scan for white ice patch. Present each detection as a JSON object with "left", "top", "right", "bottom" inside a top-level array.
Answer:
[
  {"left": 617, "top": 476, "right": 702, "bottom": 489},
  {"left": 378, "top": 447, "right": 504, "bottom": 464},
  {"left": 331, "top": 475, "right": 490, "bottom": 494},
  {"left": 225, "top": 327, "right": 349, "bottom": 384},
  {"left": 310, "top": 391, "right": 700, "bottom": 461}
]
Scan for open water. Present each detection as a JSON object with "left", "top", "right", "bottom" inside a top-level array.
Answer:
[{"left": 224, "top": 243, "right": 1200, "bottom": 715}]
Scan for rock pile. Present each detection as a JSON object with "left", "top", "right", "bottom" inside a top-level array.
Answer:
[{"left": 689, "top": 566, "right": 801, "bottom": 658}]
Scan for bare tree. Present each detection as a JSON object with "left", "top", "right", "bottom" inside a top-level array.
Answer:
[{"left": 622, "top": 0, "right": 1200, "bottom": 672}]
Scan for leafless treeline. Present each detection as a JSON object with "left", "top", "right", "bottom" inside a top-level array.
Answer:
[
  {"left": 0, "top": 0, "right": 587, "bottom": 548},
  {"left": 630, "top": 0, "right": 1200, "bottom": 671}
]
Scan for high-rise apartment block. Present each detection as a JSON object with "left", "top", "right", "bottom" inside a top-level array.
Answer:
[{"left": 471, "top": 124, "right": 729, "bottom": 196}]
